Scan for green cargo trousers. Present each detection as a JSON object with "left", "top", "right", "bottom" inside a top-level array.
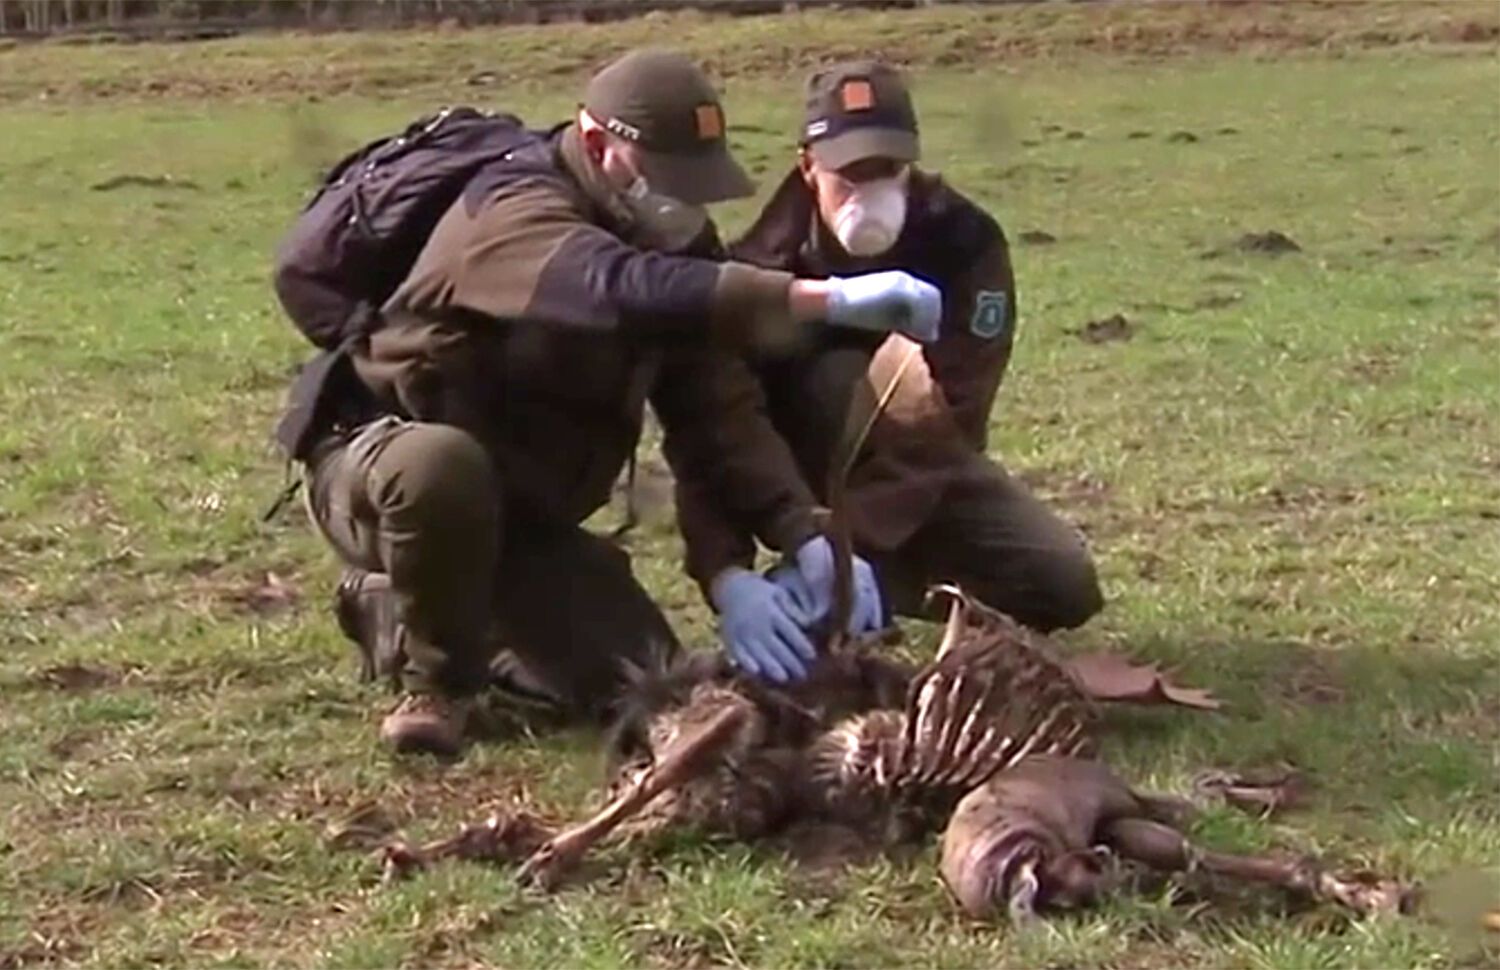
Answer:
[
  {"left": 759, "top": 343, "right": 1103, "bottom": 632},
  {"left": 303, "top": 416, "right": 678, "bottom": 716},
  {"left": 866, "top": 460, "right": 1104, "bottom": 630}
]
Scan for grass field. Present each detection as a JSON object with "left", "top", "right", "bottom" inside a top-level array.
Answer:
[{"left": 2, "top": 2, "right": 1498, "bottom": 967}]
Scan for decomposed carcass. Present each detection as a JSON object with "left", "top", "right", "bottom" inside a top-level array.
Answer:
[
  {"left": 516, "top": 585, "right": 1097, "bottom": 888},
  {"left": 806, "top": 585, "right": 1096, "bottom": 842},
  {"left": 939, "top": 754, "right": 1415, "bottom": 922},
  {"left": 517, "top": 648, "right": 918, "bottom": 888}
]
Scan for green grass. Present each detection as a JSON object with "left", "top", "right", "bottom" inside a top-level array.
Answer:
[{"left": 2, "top": 3, "right": 1499, "bottom": 967}]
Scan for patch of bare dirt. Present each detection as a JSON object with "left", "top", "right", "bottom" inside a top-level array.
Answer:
[
  {"left": 1129, "top": 292, "right": 1243, "bottom": 314},
  {"left": 1347, "top": 350, "right": 1402, "bottom": 384},
  {"left": 1018, "top": 229, "right": 1058, "bottom": 245},
  {"left": 47, "top": 726, "right": 104, "bottom": 760},
  {"left": 1194, "top": 292, "right": 1243, "bottom": 310},
  {"left": 28, "top": 661, "right": 142, "bottom": 692},
  {"left": 1279, "top": 656, "right": 1348, "bottom": 707},
  {"left": 1016, "top": 467, "right": 1114, "bottom": 508},
  {"left": 1069, "top": 313, "right": 1135, "bottom": 344},
  {"left": 89, "top": 173, "right": 202, "bottom": 192},
  {"left": 1250, "top": 483, "right": 1366, "bottom": 515},
  {"left": 1204, "top": 230, "right": 1302, "bottom": 259}
]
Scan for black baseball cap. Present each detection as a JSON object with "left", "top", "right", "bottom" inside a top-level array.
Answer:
[
  {"left": 801, "top": 60, "right": 920, "bottom": 170},
  {"left": 584, "top": 48, "right": 754, "bottom": 205}
]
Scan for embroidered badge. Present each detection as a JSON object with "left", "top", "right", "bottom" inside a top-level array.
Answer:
[
  {"left": 970, "top": 290, "right": 1009, "bottom": 339},
  {"left": 840, "top": 79, "right": 875, "bottom": 111},
  {"left": 695, "top": 103, "right": 724, "bottom": 140}
]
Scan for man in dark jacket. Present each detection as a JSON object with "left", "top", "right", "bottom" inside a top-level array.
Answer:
[
  {"left": 671, "top": 61, "right": 1102, "bottom": 673},
  {"left": 299, "top": 49, "right": 938, "bottom": 755}
]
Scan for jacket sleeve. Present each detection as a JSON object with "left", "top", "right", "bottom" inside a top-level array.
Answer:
[
  {"left": 395, "top": 177, "right": 802, "bottom": 350},
  {"left": 652, "top": 343, "right": 821, "bottom": 598},
  {"left": 922, "top": 225, "right": 1018, "bottom": 450}
]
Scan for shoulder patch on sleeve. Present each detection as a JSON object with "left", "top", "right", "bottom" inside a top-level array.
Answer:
[{"left": 970, "top": 290, "right": 1009, "bottom": 339}]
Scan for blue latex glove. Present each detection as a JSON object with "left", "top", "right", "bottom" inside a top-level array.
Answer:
[
  {"left": 710, "top": 567, "right": 817, "bottom": 683},
  {"left": 775, "top": 536, "right": 885, "bottom": 636},
  {"left": 826, "top": 270, "right": 942, "bottom": 343}
]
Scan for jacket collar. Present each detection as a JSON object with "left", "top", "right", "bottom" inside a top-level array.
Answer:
[{"left": 557, "top": 122, "right": 639, "bottom": 238}]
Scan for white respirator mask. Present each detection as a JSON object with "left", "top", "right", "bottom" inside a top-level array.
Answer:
[
  {"left": 622, "top": 172, "right": 709, "bottom": 253},
  {"left": 830, "top": 170, "right": 909, "bottom": 257}
]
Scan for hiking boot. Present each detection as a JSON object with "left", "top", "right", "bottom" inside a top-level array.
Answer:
[
  {"left": 335, "top": 569, "right": 404, "bottom": 687},
  {"left": 379, "top": 692, "right": 472, "bottom": 756}
]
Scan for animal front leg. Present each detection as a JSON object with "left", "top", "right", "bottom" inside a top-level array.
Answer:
[
  {"left": 381, "top": 809, "right": 555, "bottom": 884},
  {"left": 519, "top": 704, "right": 748, "bottom": 890},
  {"left": 1102, "top": 818, "right": 1410, "bottom": 916}
]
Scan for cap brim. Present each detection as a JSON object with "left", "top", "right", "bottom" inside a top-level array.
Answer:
[
  {"left": 638, "top": 142, "right": 755, "bottom": 206},
  {"left": 807, "top": 127, "right": 919, "bottom": 170}
]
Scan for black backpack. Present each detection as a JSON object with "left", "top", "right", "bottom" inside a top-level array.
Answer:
[
  {"left": 272, "top": 105, "right": 534, "bottom": 351},
  {"left": 269, "top": 107, "right": 537, "bottom": 463}
]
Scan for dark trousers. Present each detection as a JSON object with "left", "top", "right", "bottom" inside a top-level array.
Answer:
[
  {"left": 869, "top": 457, "right": 1103, "bottom": 631},
  {"left": 303, "top": 417, "right": 678, "bottom": 715},
  {"left": 759, "top": 343, "right": 1103, "bottom": 633}
]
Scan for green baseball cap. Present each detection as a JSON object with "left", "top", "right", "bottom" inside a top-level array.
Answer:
[
  {"left": 584, "top": 48, "right": 754, "bottom": 205},
  {"left": 801, "top": 60, "right": 920, "bottom": 170}
]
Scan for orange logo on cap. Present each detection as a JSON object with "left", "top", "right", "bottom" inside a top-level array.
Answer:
[
  {"left": 840, "top": 79, "right": 875, "bottom": 111},
  {"left": 695, "top": 104, "right": 724, "bottom": 140}
]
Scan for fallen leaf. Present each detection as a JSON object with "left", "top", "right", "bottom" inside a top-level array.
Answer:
[{"left": 1065, "top": 652, "right": 1222, "bottom": 710}]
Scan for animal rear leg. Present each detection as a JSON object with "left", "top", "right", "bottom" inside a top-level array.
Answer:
[
  {"left": 1103, "top": 818, "right": 1407, "bottom": 916},
  {"left": 1105, "top": 817, "right": 1302, "bottom": 884},
  {"left": 1135, "top": 792, "right": 1197, "bottom": 829}
]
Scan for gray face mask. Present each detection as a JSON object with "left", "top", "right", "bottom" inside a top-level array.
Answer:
[{"left": 621, "top": 170, "right": 709, "bottom": 252}]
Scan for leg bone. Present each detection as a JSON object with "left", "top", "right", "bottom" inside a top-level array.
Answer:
[{"left": 519, "top": 703, "right": 748, "bottom": 890}]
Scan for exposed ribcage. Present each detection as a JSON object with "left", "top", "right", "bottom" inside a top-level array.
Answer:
[{"left": 810, "top": 589, "right": 1095, "bottom": 820}]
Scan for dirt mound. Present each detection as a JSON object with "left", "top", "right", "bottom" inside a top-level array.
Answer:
[
  {"left": 1204, "top": 231, "right": 1302, "bottom": 259},
  {"left": 1070, "top": 314, "right": 1135, "bottom": 344}
]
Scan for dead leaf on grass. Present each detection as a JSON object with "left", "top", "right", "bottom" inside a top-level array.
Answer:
[{"left": 1065, "top": 652, "right": 1222, "bottom": 710}]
